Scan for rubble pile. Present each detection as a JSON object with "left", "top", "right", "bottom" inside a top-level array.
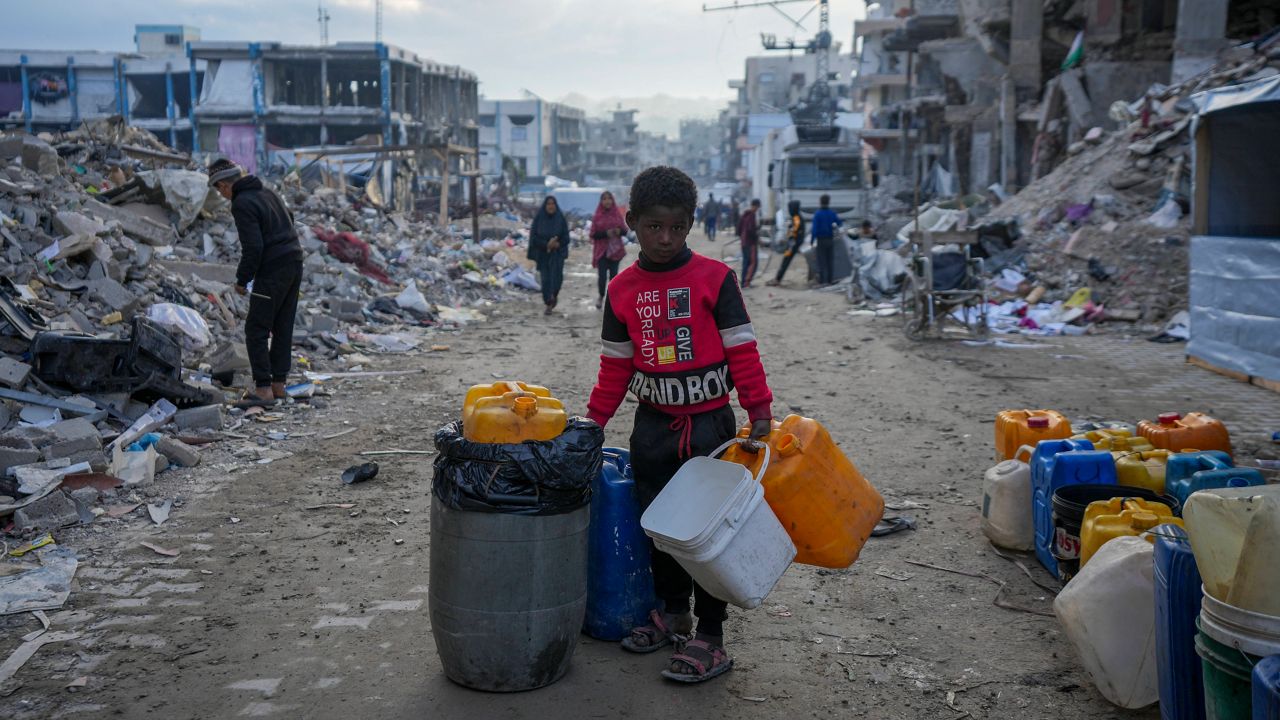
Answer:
[
  {"left": 0, "top": 117, "right": 542, "bottom": 539},
  {"left": 979, "top": 39, "right": 1280, "bottom": 337}
]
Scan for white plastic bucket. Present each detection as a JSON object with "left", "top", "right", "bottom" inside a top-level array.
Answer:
[
  {"left": 1199, "top": 588, "right": 1280, "bottom": 658},
  {"left": 641, "top": 439, "right": 796, "bottom": 609}
]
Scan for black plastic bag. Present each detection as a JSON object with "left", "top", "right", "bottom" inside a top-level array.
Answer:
[{"left": 432, "top": 417, "right": 603, "bottom": 515}]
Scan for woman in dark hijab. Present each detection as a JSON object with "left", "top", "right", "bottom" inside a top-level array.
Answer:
[{"left": 527, "top": 195, "right": 571, "bottom": 315}]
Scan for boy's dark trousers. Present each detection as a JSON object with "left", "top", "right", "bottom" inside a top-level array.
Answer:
[
  {"left": 815, "top": 235, "right": 835, "bottom": 284},
  {"left": 630, "top": 402, "right": 737, "bottom": 636},
  {"left": 245, "top": 260, "right": 302, "bottom": 388},
  {"left": 774, "top": 237, "right": 802, "bottom": 282}
]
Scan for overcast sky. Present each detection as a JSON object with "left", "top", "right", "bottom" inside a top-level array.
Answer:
[{"left": 0, "top": 0, "right": 864, "bottom": 101}]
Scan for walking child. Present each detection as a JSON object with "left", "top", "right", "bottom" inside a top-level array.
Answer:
[
  {"left": 736, "top": 198, "right": 762, "bottom": 288},
  {"left": 766, "top": 199, "right": 805, "bottom": 286},
  {"left": 586, "top": 166, "right": 774, "bottom": 684}
]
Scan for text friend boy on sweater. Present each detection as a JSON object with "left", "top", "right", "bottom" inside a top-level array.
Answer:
[{"left": 586, "top": 166, "right": 774, "bottom": 684}]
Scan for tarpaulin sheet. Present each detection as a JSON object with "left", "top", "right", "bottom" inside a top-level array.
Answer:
[
  {"left": 1188, "top": 235, "right": 1280, "bottom": 382},
  {"left": 1186, "top": 76, "right": 1280, "bottom": 382},
  {"left": 218, "top": 124, "right": 257, "bottom": 175}
]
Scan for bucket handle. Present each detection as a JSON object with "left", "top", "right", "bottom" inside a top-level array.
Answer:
[
  {"left": 709, "top": 438, "right": 772, "bottom": 529},
  {"left": 709, "top": 438, "right": 772, "bottom": 485}
]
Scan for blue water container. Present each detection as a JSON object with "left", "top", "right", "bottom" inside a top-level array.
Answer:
[
  {"left": 1254, "top": 655, "right": 1280, "bottom": 719},
  {"left": 1031, "top": 439, "right": 1115, "bottom": 576},
  {"left": 1165, "top": 451, "right": 1264, "bottom": 508},
  {"left": 583, "top": 448, "right": 655, "bottom": 641},
  {"left": 1154, "top": 524, "right": 1205, "bottom": 720}
]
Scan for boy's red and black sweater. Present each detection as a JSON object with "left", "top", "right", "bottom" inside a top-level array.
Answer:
[{"left": 586, "top": 247, "right": 773, "bottom": 427}]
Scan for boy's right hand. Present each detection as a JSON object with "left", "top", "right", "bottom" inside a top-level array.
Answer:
[{"left": 748, "top": 418, "right": 772, "bottom": 443}]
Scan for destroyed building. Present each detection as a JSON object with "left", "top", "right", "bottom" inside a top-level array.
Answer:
[
  {"left": 478, "top": 98, "right": 587, "bottom": 184},
  {"left": 853, "top": 0, "right": 1275, "bottom": 195},
  {"left": 0, "top": 49, "right": 205, "bottom": 151}
]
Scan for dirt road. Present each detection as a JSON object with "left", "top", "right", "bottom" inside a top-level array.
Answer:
[{"left": 3, "top": 231, "right": 1277, "bottom": 719}]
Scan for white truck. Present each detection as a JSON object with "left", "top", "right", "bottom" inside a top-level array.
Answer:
[{"left": 766, "top": 125, "right": 869, "bottom": 223}]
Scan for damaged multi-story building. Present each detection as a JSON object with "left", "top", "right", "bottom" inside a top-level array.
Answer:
[
  {"left": 0, "top": 25, "right": 206, "bottom": 150},
  {"left": 854, "top": 0, "right": 1276, "bottom": 197},
  {"left": 1, "top": 26, "right": 480, "bottom": 212},
  {"left": 189, "top": 40, "right": 479, "bottom": 210},
  {"left": 478, "top": 98, "right": 587, "bottom": 184}
]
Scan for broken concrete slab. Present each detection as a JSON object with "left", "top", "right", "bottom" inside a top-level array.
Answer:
[
  {"left": 19, "top": 136, "right": 59, "bottom": 178},
  {"left": 1058, "top": 69, "right": 1095, "bottom": 131},
  {"left": 329, "top": 298, "right": 365, "bottom": 323},
  {"left": 87, "top": 277, "right": 139, "bottom": 317},
  {"left": 156, "top": 259, "right": 238, "bottom": 286},
  {"left": 46, "top": 417, "right": 102, "bottom": 460},
  {"left": 82, "top": 199, "right": 173, "bottom": 247},
  {"left": 174, "top": 405, "right": 223, "bottom": 431},
  {"left": 0, "top": 437, "right": 41, "bottom": 474},
  {"left": 52, "top": 211, "right": 109, "bottom": 238},
  {"left": 12, "top": 490, "right": 80, "bottom": 533},
  {"left": 209, "top": 342, "right": 250, "bottom": 376},
  {"left": 155, "top": 437, "right": 200, "bottom": 468},
  {"left": 0, "top": 356, "right": 32, "bottom": 388}
]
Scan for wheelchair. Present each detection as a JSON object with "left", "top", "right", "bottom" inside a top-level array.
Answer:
[{"left": 899, "top": 230, "right": 989, "bottom": 340}]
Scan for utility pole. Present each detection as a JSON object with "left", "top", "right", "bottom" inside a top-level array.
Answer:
[
  {"left": 318, "top": 1, "right": 330, "bottom": 46},
  {"left": 375, "top": 0, "right": 383, "bottom": 43}
]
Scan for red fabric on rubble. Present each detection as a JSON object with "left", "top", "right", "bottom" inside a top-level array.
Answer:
[{"left": 311, "top": 226, "right": 393, "bottom": 285}]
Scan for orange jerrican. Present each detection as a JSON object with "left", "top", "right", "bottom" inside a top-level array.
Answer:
[
  {"left": 721, "top": 415, "right": 884, "bottom": 569},
  {"left": 1138, "top": 412, "right": 1231, "bottom": 456},
  {"left": 1079, "top": 497, "right": 1183, "bottom": 568},
  {"left": 461, "top": 382, "right": 565, "bottom": 443},
  {"left": 994, "top": 410, "right": 1072, "bottom": 461}
]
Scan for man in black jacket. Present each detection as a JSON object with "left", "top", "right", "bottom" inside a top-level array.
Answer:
[{"left": 207, "top": 159, "right": 304, "bottom": 405}]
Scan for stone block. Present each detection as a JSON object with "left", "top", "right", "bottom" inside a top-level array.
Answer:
[
  {"left": 329, "top": 298, "right": 365, "bottom": 323},
  {"left": 0, "top": 436, "right": 40, "bottom": 473},
  {"left": 310, "top": 314, "right": 338, "bottom": 334},
  {"left": 174, "top": 404, "right": 223, "bottom": 431},
  {"left": 209, "top": 341, "right": 251, "bottom": 375},
  {"left": 155, "top": 437, "right": 200, "bottom": 467},
  {"left": 52, "top": 210, "right": 109, "bottom": 238},
  {"left": 0, "top": 134, "right": 22, "bottom": 161},
  {"left": 82, "top": 199, "right": 173, "bottom": 246},
  {"left": 13, "top": 490, "right": 79, "bottom": 532},
  {"left": 20, "top": 136, "right": 59, "bottom": 177},
  {"left": 45, "top": 417, "right": 103, "bottom": 459},
  {"left": 87, "top": 277, "right": 139, "bottom": 316},
  {"left": 0, "top": 356, "right": 32, "bottom": 388}
]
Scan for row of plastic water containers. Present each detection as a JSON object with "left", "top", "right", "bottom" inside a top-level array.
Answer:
[{"left": 982, "top": 408, "right": 1280, "bottom": 717}]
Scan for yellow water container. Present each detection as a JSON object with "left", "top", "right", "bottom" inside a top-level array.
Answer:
[
  {"left": 721, "top": 415, "right": 884, "bottom": 569},
  {"left": 1079, "top": 497, "right": 1183, "bottom": 568},
  {"left": 462, "top": 381, "right": 552, "bottom": 423},
  {"left": 1072, "top": 429, "right": 1153, "bottom": 453},
  {"left": 463, "top": 390, "right": 566, "bottom": 443},
  {"left": 1114, "top": 450, "right": 1173, "bottom": 495}
]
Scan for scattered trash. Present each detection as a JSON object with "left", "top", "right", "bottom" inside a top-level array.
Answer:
[
  {"left": 147, "top": 499, "right": 173, "bottom": 525},
  {"left": 140, "top": 541, "right": 179, "bottom": 557},
  {"left": 0, "top": 545, "right": 78, "bottom": 615},
  {"left": 341, "top": 462, "right": 379, "bottom": 485},
  {"left": 871, "top": 516, "right": 917, "bottom": 537},
  {"left": 304, "top": 503, "right": 356, "bottom": 510},
  {"left": 7, "top": 535, "right": 54, "bottom": 557}
]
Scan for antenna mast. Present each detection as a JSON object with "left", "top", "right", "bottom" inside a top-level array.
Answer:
[
  {"left": 375, "top": 0, "right": 384, "bottom": 43},
  {"left": 318, "top": 1, "right": 331, "bottom": 46}
]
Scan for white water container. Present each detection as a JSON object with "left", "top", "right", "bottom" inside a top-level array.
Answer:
[
  {"left": 641, "top": 440, "right": 795, "bottom": 609},
  {"left": 1184, "top": 484, "right": 1280, "bottom": 615},
  {"left": 1053, "top": 536, "right": 1159, "bottom": 709},
  {"left": 981, "top": 445, "right": 1034, "bottom": 550}
]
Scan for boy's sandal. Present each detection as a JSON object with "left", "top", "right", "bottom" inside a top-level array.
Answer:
[
  {"left": 232, "top": 395, "right": 276, "bottom": 409},
  {"left": 661, "top": 639, "right": 733, "bottom": 683},
  {"left": 620, "top": 610, "right": 690, "bottom": 654}
]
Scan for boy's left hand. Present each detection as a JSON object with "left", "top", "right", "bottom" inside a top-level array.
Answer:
[{"left": 748, "top": 418, "right": 772, "bottom": 442}]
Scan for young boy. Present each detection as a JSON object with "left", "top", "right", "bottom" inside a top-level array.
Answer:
[{"left": 586, "top": 166, "right": 774, "bottom": 684}]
